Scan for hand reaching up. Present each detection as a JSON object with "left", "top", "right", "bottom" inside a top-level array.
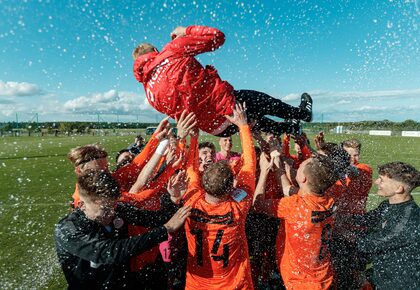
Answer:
[
  {"left": 314, "top": 131, "right": 325, "bottom": 151},
  {"left": 176, "top": 110, "right": 197, "bottom": 140},
  {"left": 155, "top": 117, "right": 171, "bottom": 140},
  {"left": 164, "top": 206, "right": 191, "bottom": 233},
  {"left": 170, "top": 26, "right": 187, "bottom": 40},
  {"left": 225, "top": 102, "right": 248, "bottom": 127},
  {"left": 259, "top": 152, "right": 274, "bottom": 173},
  {"left": 167, "top": 170, "right": 188, "bottom": 204}
]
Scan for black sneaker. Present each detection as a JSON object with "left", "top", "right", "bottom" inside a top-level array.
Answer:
[
  {"left": 299, "top": 93, "right": 313, "bottom": 122},
  {"left": 285, "top": 119, "right": 302, "bottom": 136}
]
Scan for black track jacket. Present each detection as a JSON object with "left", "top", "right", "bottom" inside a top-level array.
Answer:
[{"left": 55, "top": 194, "right": 178, "bottom": 289}]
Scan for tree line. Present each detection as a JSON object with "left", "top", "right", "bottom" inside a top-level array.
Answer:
[
  {"left": 1, "top": 120, "right": 419, "bottom": 135},
  {"left": 303, "top": 119, "right": 420, "bottom": 132}
]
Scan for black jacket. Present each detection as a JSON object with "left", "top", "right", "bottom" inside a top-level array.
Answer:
[
  {"left": 354, "top": 199, "right": 420, "bottom": 290},
  {"left": 55, "top": 194, "right": 179, "bottom": 289}
]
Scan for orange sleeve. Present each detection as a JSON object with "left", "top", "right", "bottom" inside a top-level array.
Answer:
[
  {"left": 186, "top": 135, "right": 200, "bottom": 188},
  {"left": 300, "top": 144, "right": 312, "bottom": 161},
  {"left": 119, "top": 188, "right": 164, "bottom": 206},
  {"left": 229, "top": 158, "right": 243, "bottom": 176},
  {"left": 71, "top": 184, "right": 80, "bottom": 208},
  {"left": 235, "top": 125, "right": 256, "bottom": 207},
  {"left": 183, "top": 135, "right": 202, "bottom": 202},
  {"left": 120, "top": 142, "right": 188, "bottom": 206},
  {"left": 144, "top": 140, "right": 187, "bottom": 191},
  {"left": 113, "top": 135, "right": 160, "bottom": 191},
  {"left": 132, "top": 132, "right": 160, "bottom": 166},
  {"left": 121, "top": 149, "right": 189, "bottom": 207},
  {"left": 282, "top": 134, "right": 291, "bottom": 157},
  {"left": 153, "top": 155, "right": 166, "bottom": 176},
  {"left": 178, "top": 138, "right": 186, "bottom": 152},
  {"left": 359, "top": 164, "right": 373, "bottom": 193}
]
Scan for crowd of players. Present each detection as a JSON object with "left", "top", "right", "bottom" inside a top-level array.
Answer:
[
  {"left": 55, "top": 108, "right": 420, "bottom": 289},
  {"left": 54, "top": 24, "right": 420, "bottom": 289}
]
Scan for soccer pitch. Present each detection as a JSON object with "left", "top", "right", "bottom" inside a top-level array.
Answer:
[{"left": 0, "top": 133, "right": 419, "bottom": 289}]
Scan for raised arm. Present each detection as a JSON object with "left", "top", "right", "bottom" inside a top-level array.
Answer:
[
  {"left": 114, "top": 117, "right": 170, "bottom": 191},
  {"left": 253, "top": 153, "right": 273, "bottom": 204},
  {"left": 124, "top": 143, "right": 186, "bottom": 205},
  {"left": 282, "top": 134, "right": 292, "bottom": 158},
  {"left": 185, "top": 128, "right": 201, "bottom": 191},
  {"left": 167, "top": 25, "right": 225, "bottom": 56},
  {"left": 128, "top": 139, "right": 169, "bottom": 193},
  {"left": 225, "top": 103, "right": 256, "bottom": 205},
  {"left": 295, "top": 133, "right": 313, "bottom": 160}
]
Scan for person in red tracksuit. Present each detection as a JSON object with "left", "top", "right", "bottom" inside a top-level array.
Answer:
[{"left": 133, "top": 25, "right": 313, "bottom": 137}]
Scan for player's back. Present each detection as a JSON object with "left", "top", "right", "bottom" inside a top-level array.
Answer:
[
  {"left": 275, "top": 193, "right": 336, "bottom": 290},
  {"left": 184, "top": 194, "right": 253, "bottom": 290}
]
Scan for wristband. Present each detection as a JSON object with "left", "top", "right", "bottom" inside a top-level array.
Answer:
[{"left": 156, "top": 139, "right": 169, "bottom": 155}]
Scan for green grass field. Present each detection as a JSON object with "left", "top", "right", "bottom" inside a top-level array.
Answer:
[{"left": 0, "top": 132, "right": 419, "bottom": 289}]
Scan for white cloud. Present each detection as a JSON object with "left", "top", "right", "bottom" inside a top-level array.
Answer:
[
  {"left": 281, "top": 93, "right": 300, "bottom": 101},
  {"left": 336, "top": 100, "right": 351, "bottom": 105},
  {"left": 310, "top": 88, "right": 420, "bottom": 101},
  {"left": 1, "top": 87, "right": 418, "bottom": 122},
  {"left": 0, "top": 80, "right": 43, "bottom": 97},
  {"left": 274, "top": 88, "right": 419, "bottom": 122},
  {"left": 355, "top": 105, "right": 388, "bottom": 112},
  {"left": 63, "top": 89, "right": 152, "bottom": 114}
]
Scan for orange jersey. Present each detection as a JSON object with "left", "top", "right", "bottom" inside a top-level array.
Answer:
[
  {"left": 71, "top": 133, "right": 160, "bottom": 207},
  {"left": 265, "top": 170, "right": 284, "bottom": 199},
  {"left": 183, "top": 124, "right": 256, "bottom": 290},
  {"left": 282, "top": 134, "right": 312, "bottom": 169},
  {"left": 118, "top": 142, "right": 185, "bottom": 272},
  {"left": 124, "top": 189, "right": 163, "bottom": 272},
  {"left": 326, "top": 163, "right": 372, "bottom": 239},
  {"left": 271, "top": 191, "right": 336, "bottom": 290}
]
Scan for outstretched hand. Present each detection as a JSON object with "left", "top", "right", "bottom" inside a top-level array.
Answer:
[
  {"left": 167, "top": 170, "right": 188, "bottom": 203},
  {"left": 175, "top": 110, "right": 197, "bottom": 140},
  {"left": 164, "top": 206, "right": 191, "bottom": 233},
  {"left": 259, "top": 152, "right": 274, "bottom": 173},
  {"left": 293, "top": 132, "right": 309, "bottom": 148},
  {"left": 170, "top": 26, "right": 187, "bottom": 40},
  {"left": 314, "top": 131, "right": 325, "bottom": 151},
  {"left": 225, "top": 102, "right": 248, "bottom": 127},
  {"left": 155, "top": 117, "right": 171, "bottom": 140}
]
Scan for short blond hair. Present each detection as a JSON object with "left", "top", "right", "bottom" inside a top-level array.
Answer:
[
  {"left": 132, "top": 43, "right": 156, "bottom": 60},
  {"left": 342, "top": 139, "right": 361, "bottom": 151},
  {"left": 68, "top": 144, "right": 108, "bottom": 167},
  {"left": 303, "top": 155, "right": 340, "bottom": 195}
]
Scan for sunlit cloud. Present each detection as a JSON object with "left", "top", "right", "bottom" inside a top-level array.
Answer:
[
  {"left": 276, "top": 88, "right": 418, "bottom": 122},
  {"left": 63, "top": 89, "right": 152, "bottom": 114},
  {"left": 0, "top": 80, "right": 43, "bottom": 97},
  {"left": 0, "top": 87, "right": 418, "bottom": 122}
]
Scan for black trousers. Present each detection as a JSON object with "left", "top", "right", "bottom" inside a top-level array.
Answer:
[
  {"left": 330, "top": 234, "right": 366, "bottom": 290},
  {"left": 216, "top": 90, "right": 301, "bottom": 137}
]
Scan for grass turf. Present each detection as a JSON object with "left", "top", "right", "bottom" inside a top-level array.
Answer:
[{"left": 0, "top": 132, "right": 419, "bottom": 288}]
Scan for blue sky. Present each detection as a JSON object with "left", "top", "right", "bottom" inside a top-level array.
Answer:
[{"left": 0, "top": 0, "right": 419, "bottom": 123}]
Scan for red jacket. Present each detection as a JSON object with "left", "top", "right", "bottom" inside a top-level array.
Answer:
[{"left": 133, "top": 25, "right": 235, "bottom": 134}]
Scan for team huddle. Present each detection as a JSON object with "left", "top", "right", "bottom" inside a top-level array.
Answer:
[{"left": 54, "top": 26, "right": 420, "bottom": 290}]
